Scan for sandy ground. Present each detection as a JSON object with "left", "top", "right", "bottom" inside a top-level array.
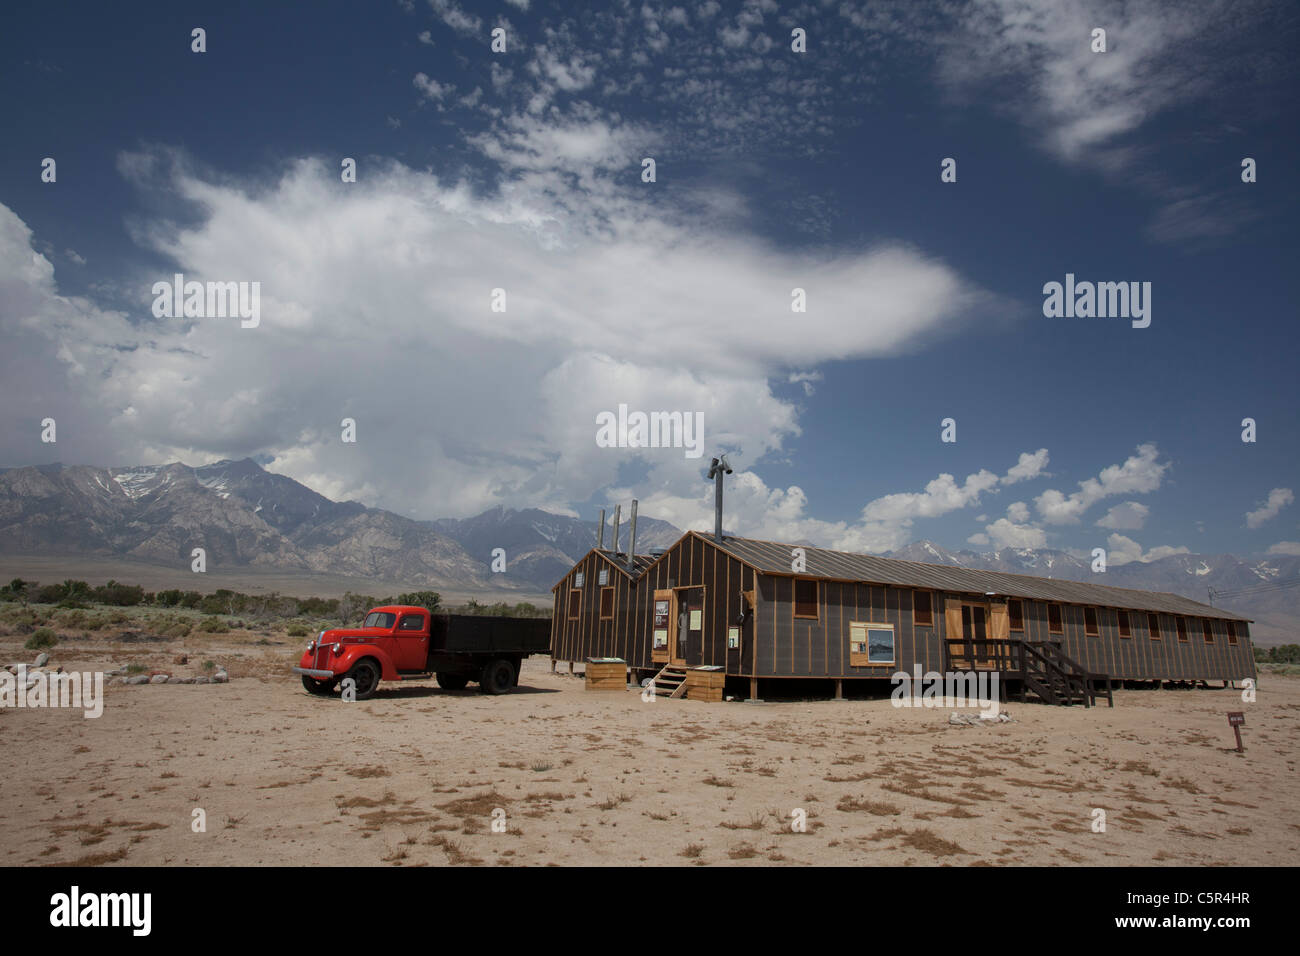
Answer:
[{"left": 2, "top": 631, "right": 1297, "bottom": 867}]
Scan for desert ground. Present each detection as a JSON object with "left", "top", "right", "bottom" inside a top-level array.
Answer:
[{"left": 2, "top": 620, "right": 1297, "bottom": 867}]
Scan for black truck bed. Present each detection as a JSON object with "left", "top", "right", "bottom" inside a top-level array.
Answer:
[{"left": 428, "top": 614, "right": 551, "bottom": 656}]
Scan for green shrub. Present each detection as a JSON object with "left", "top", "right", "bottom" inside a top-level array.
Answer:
[
  {"left": 286, "top": 621, "right": 311, "bottom": 637},
  {"left": 196, "top": 617, "right": 228, "bottom": 634},
  {"left": 25, "top": 628, "right": 57, "bottom": 650}
]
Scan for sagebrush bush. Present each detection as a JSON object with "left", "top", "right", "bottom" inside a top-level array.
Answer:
[
  {"left": 196, "top": 616, "right": 228, "bottom": 634},
  {"left": 25, "top": 628, "right": 57, "bottom": 650}
]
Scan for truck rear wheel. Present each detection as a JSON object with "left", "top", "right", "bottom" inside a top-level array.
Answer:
[
  {"left": 480, "top": 658, "right": 516, "bottom": 695},
  {"left": 436, "top": 672, "right": 469, "bottom": 690},
  {"left": 344, "top": 659, "right": 381, "bottom": 701},
  {"left": 301, "top": 675, "right": 337, "bottom": 695}
]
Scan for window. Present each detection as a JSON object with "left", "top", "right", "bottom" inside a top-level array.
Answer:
[
  {"left": 1176, "top": 617, "right": 1188, "bottom": 643},
  {"left": 1084, "top": 607, "right": 1099, "bottom": 636},
  {"left": 1148, "top": 612, "right": 1161, "bottom": 641},
  {"left": 597, "top": 567, "right": 609, "bottom": 586},
  {"left": 599, "top": 586, "right": 615, "bottom": 620},
  {"left": 567, "top": 589, "right": 581, "bottom": 620},
  {"left": 849, "top": 622, "right": 895, "bottom": 667},
  {"left": 397, "top": 613, "right": 425, "bottom": 631},
  {"left": 1117, "top": 609, "right": 1131, "bottom": 638},
  {"left": 574, "top": 571, "right": 584, "bottom": 587},
  {"left": 1227, "top": 621, "right": 1238, "bottom": 646},
  {"left": 794, "top": 579, "right": 819, "bottom": 619},
  {"left": 363, "top": 612, "right": 396, "bottom": 629},
  {"left": 1048, "top": 604, "right": 1063, "bottom": 634},
  {"left": 1008, "top": 599, "right": 1024, "bottom": 631},
  {"left": 1202, "top": 619, "right": 1214, "bottom": 644},
  {"left": 913, "top": 590, "right": 933, "bottom": 627}
]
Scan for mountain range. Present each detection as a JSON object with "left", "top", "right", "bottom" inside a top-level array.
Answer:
[{"left": 0, "top": 459, "right": 1294, "bottom": 643}]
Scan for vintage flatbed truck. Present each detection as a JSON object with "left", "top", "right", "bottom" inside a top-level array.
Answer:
[{"left": 292, "top": 605, "right": 551, "bottom": 700}]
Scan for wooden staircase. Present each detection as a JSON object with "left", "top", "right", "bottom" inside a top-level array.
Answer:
[
  {"left": 945, "top": 637, "right": 1114, "bottom": 708},
  {"left": 1019, "top": 640, "right": 1113, "bottom": 707},
  {"left": 650, "top": 664, "right": 689, "bottom": 699}
]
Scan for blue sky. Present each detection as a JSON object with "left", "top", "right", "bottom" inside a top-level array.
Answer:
[{"left": 1, "top": 0, "right": 1297, "bottom": 564}]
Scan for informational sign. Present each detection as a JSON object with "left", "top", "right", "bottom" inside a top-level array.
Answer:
[
  {"left": 727, "top": 626, "right": 740, "bottom": 649},
  {"left": 1227, "top": 711, "right": 1245, "bottom": 752},
  {"left": 689, "top": 610, "right": 703, "bottom": 631}
]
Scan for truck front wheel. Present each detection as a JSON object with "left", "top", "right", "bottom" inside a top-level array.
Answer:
[
  {"left": 302, "top": 675, "right": 337, "bottom": 695},
  {"left": 436, "top": 672, "right": 469, "bottom": 690},
  {"left": 480, "top": 659, "right": 516, "bottom": 695},
  {"left": 344, "top": 660, "right": 381, "bottom": 701}
]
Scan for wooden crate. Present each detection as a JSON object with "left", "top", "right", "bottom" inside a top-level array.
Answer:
[
  {"left": 585, "top": 659, "right": 627, "bottom": 691},
  {"left": 684, "top": 668, "right": 725, "bottom": 702}
]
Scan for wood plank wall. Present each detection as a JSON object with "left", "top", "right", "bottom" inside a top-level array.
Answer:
[
  {"left": 1013, "top": 599, "right": 1256, "bottom": 681},
  {"left": 550, "top": 537, "right": 756, "bottom": 674},
  {"left": 551, "top": 537, "right": 1257, "bottom": 682}
]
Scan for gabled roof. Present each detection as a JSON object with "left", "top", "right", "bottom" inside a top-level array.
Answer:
[
  {"left": 692, "top": 532, "right": 1250, "bottom": 622},
  {"left": 549, "top": 547, "right": 656, "bottom": 590}
]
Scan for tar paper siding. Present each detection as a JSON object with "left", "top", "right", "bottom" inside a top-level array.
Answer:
[{"left": 553, "top": 538, "right": 1256, "bottom": 683}]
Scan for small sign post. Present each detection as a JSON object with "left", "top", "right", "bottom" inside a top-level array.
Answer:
[{"left": 1227, "top": 711, "right": 1245, "bottom": 753}]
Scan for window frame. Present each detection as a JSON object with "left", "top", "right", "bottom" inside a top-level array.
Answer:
[
  {"left": 1117, "top": 609, "right": 1131, "bottom": 638},
  {"left": 1048, "top": 603, "right": 1064, "bottom": 635},
  {"left": 567, "top": 588, "right": 581, "bottom": 620},
  {"left": 1226, "top": 621, "right": 1238, "bottom": 646},
  {"left": 1148, "top": 612, "right": 1161, "bottom": 641},
  {"left": 913, "top": 590, "right": 933, "bottom": 627},
  {"left": 1008, "top": 599, "right": 1024, "bottom": 632},
  {"left": 1084, "top": 606, "right": 1099, "bottom": 637},
  {"left": 794, "top": 578, "right": 819, "bottom": 620},
  {"left": 599, "top": 586, "right": 615, "bottom": 621},
  {"left": 1176, "top": 617, "right": 1189, "bottom": 643},
  {"left": 1202, "top": 618, "right": 1214, "bottom": 644}
]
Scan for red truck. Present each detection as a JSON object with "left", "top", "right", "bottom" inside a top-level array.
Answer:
[{"left": 292, "top": 605, "right": 551, "bottom": 700}]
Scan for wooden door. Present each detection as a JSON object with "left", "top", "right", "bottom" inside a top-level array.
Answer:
[
  {"left": 671, "top": 591, "right": 687, "bottom": 666},
  {"left": 945, "top": 598, "right": 966, "bottom": 668},
  {"left": 986, "top": 602, "right": 1009, "bottom": 669}
]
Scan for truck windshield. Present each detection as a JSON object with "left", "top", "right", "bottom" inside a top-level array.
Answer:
[{"left": 363, "top": 612, "right": 396, "bottom": 628}]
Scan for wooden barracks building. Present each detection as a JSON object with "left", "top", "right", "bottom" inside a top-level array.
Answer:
[{"left": 551, "top": 522, "right": 1256, "bottom": 705}]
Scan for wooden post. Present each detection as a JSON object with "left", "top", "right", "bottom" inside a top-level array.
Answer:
[
  {"left": 568, "top": 661, "right": 574, "bottom": 674},
  {"left": 833, "top": 679, "right": 844, "bottom": 701},
  {"left": 745, "top": 677, "right": 760, "bottom": 702},
  {"left": 1227, "top": 712, "right": 1245, "bottom": 753},
  {"left": 550, "top": 657, "right": 556, "bottom": 673}
]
